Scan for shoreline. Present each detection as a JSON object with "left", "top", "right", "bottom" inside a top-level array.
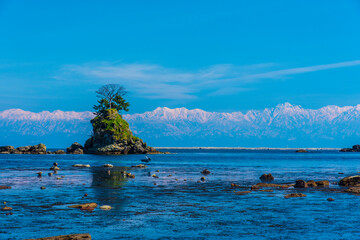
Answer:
[{"left": 155, "top": 147, "right": 342, "bottom": 150}]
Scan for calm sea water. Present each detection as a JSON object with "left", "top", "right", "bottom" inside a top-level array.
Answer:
[{"left": 1, "top": 149, "right": 360, "bottom": 240}]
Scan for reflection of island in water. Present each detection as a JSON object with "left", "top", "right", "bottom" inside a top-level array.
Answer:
[{"left": 91, "top": 167, "right": 130, "bottom": 188}]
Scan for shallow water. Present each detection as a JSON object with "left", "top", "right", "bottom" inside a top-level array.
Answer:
[{"left": 1, "top": 149, "right": 360, "bottom": 239}]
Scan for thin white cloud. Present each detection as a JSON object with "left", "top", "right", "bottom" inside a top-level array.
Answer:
[{"left": 59, "top": 60, "right": 360, "bottom": 100}]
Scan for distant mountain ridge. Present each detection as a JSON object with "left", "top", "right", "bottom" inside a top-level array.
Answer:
[{"left": 1, "top": 103, "right": 360, "bottom": 148}]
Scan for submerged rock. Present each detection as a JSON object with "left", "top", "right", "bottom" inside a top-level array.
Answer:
[
  {"left": 284, "top": 193, "right": 307, "bottom": 199},
  {"left": 316, "top": 180, "right": 329, "bottom": 187},
  {"left": 259, "top": 173, "right": 274, "bottom": 182},
  {"left": 339, "top": 175, "right": 360, "bottom": 186},
  {"left": 0, "top": 185, "right": 11, "bottom": 189},
  {"left": 345, "top": 187, "right": 360, "bottom": 193},
  {"left": 68, "top": 203, "right": 97, "bottom": 209},
  {"left": 1, "top": 206, "right": 12, "bottom": 211},
  {"left": 295, "top": 149, "right": 308, "bottom": 153},
  {"left": 255, "top": 183, "right": 290, "bottom": 188},
  {"left": 327, "top": 198, "right": 335, "bottom": 201},
  {"left": 307, "top": 180, "right": 317, "bottom": 187},
  {"left": 234, "top": 191, "right": 251, "bottom": 195}
]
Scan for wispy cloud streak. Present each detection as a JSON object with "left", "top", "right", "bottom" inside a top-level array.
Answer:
[{"left": 59, "top": 60, "right": 360, "bottom": 100}]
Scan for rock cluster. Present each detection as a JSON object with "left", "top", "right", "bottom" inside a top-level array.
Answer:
[
  {"left": 0, "top": 144, "right": 47, "bottom": 154},
  {"left": 66, "top": 142, "right": 84, "bottom": 154},
  {"left": 84, "top": 109, "right": 160, "bottom": 155},
  {"left": 340, "top": 145, "right": 360, "bottom": 152}
]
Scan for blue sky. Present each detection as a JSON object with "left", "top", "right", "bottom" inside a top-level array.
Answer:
[{"left": 1, "top": 0, "right": 360, "bottom": 113}]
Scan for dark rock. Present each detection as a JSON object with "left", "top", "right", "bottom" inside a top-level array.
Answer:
[
  {"left": 29, "top": 144, "right": 47, "bottom": 154},
  {"left": 339, "top": 175, "right": 360, "bottom": 186},
  {"left": 295, "top": 149, "right": 308, "bottom": 153},
  {"left": 284, "top": 193, "right": 307, "bottom": 199},
  {"left": 16, "top": 146, "right": 31, "bottom": 152},
  {"left": 40, "top": 186, "right": 46, "bottom": 190},
  {"left": 0, "top": 185, "right": 11, "bottom": 189},
  {"left": 294, "top": 180, "right": 308, "bottom": 188},
  {"left": 327, "top": 198, "right": 335, "bottom": 201},
  {"left": 345, "top": 187, "right": 360, "bottom": 193},
  {"left": 0, "top": 146, "right": 14, "bottom": 153},
  {"left": 201, "top": 169, "right": 211, "bottom": 175},
  {"left": 340, "top": 145, "right": 360, "bottom": 152},
  {"left": 25, "top": 233, "right": 91, "bottom": 240},
  {"left": 66, "top": 142, "right": 84, "bottom": 154},
  {"left": 200, "top": 176, "right": 206, "bottom": 182},
  {"left": 259, "top": 173, "right": 274, "bottom": 182}
]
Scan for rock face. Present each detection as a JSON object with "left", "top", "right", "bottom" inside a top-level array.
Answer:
[
  {"left": 0, "top": 144, "right": 46, "bottom": 154},
  {"left": 66, "top": 142, "right": 84, "bottom": 154},
  {"left": 339, "top": 175, "right": 360, "bottom": 186},
  {"left": 84, "top": 109, "right": 160, "bottom": 155}
]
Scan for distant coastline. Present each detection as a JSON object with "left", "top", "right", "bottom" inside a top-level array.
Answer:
[{"left": 155, "top": 147, "right": 342, "bottom": 150}]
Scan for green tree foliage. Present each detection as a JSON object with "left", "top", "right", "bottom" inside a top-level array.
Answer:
[{"left": 93, "top": 84, "right": 130, "bottom": 116}]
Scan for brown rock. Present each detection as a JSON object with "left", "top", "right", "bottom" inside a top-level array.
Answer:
[
  {"left": 25, "top": 233, "right": 91, "bottom": 240},
  {"left": 0, "top": 185, "right": 11, "bottom": 190},
  {"left": 53, "top": 150, "right": 65, "bottom": 154},
  {"left": 339, "top": 175, "right": 360, "bottom": 186},
  {"left": 68, "top": 203, "right": 97, "bottom": 209},
  {"left": 327, "top": 198, "right": 335, "bottom": 201},
  {"left": 316, "top": 180, "right": 329, "bottom": 187},
  {"left": 295, "top": 149, "right": 308, "bottom": 153},
  {"left": 255, "top": 182, "right": 290, "bottom": 188},
  {"left": 1, "top": 206, "right": 12, "bottom": 211},
  {"left": 294, "top": 180, "right": 308, "bottom": 188},
  {"left": 345, "top": 187, "right": 360, "bottom": 193},
  {"left": 234, "top": 191, "right": 251, "bottom": 195},
  {"left": 201, "top": 169, "right": 211, "bottom": 175},
  {"left": 259, "top": 173, "right": 274, "bottom": 182},
  {"left": 284, "top": 193, "right": 307, "bottom": 199},
  {"left": 231, "top": 183, "right": 240, "bottom": 188},
  {"left": 307, "top": 180, "right": 317, "bottom": 187}
]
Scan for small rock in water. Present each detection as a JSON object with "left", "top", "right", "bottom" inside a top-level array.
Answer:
[
  {"left": 234, "top": 190, "right": 251, "bottom": 195},
  {"left": 48, "top": 173, "right": 53, "bottom": 176},
  {"left": 50, "top": 166, "right": 60, "bottom": 170},
  {"left": 315, "top": 180, "right": 329, "bottom": 187},
  {"left": 152, "top": 174, "right": 159, "bottom": 178},
  {"left": 72, "top": 164, "right": 91, "bottom": 168},
  {"left": 40, "top": 186, "right": 46, "bottom": 190},
  {"left": 53, "top": 162, "right": 58, "bottom": 166},
  {"left": 103, "top": 164, "right": 113, "bottom": 168},
  {"left": 156, "top": 170, "right": 159, "bottom": 172},
  {"left": 201, "top": 169, "right": 211, "bottom": 175},
  {"left": 339, "top": 175, "right": 360, "bottom": 186},
  {"left": 68, "top": 203, "right": 97, "bottom": 209},
  {"left": 295, "top": 149, "right": 308, "bottom": 153},
  {"left": 61, "top": 176, "right": 65, "bottom": 178},
  {"left": 37, "top": 172, "right": 42, "bottom": 177},
  {"left": 1, "top": 206, "right": 12, "bottom": 211},
  {"left": 84, "top": 193, "right": 88, "bottom": 197},
  {"left": 231, "top": 183, "right": 240, "bottom": 188},
  {"left": 327, "top": 198, "right": 335, "bottom": 201},
  {"left": 200, "top": 177, "right": 206, "bottom": 182},
  {"left": 259, "top": 173, "right": 274, "bottom": 182},
  {"left": 294, "top": 180, "right": 308, "bottom": 188},
  {"left": 100, "top": 205, "right": 112, "bottom": 210},
  {"left": 131, "top": 164, "right": 147, "bottom": 168},
  {"left": 338, "top": 172, "right": 344, "bottom": 174},
  {"left": 0, "top": 186, "right": 11, "bottom": 189},
  {"left": 307, "top": 180, "right": 317, "bottom": 187},
  {"left": 284, "top": 193, "right": 307, "bottom": 199},
  {"left": 56, "top": 177, "right": 62, "bottom": 180}
]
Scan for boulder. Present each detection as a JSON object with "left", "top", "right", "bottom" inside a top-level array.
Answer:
[
  {"left": 100, "top": 205, "right": 112, "bottom": 210},
  {"left": 259, "top": 173, "right": 274, "bottom": 181},
  {"left": 67, "top": 142, "right": 84, "bottom": 154},
  {"left": 339, "top": 175, "right": 360, "bottom": 186},
  {"left": 25, "top": 233, "right": 91, "bottom": 240},
  {"left": 201, "top": 169, "right": 211, "bottom": 175},
  {"left": 72, "top": 164, "right": 91, "bottom": 168},
  {"left": 294, "top": 180, "right": 308, "bottom": 188},
  {"left": 307, "top": 180, "right": 317, "bottom": 187},
  {"left": 316, "top": 180, "right": 329, "bottom": 187},
  {"left": 0, "top": 146, "right": 14, "bottom": 153},
  {"left": 284, "top": 193, "right": 307, "bottom": 199},
  {"left": 29, "top": 144, "right": 47, "bottom": 153},
  {"left": 53, "top": 150, "right": 65, "bottom": 154}
]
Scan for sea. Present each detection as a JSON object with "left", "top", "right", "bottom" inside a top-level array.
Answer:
[{"left": 1, "top": 149, "right": 360, "bottom": 240}]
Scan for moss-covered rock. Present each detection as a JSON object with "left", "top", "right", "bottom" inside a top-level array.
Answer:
[{"left": 84, "top": 109, "right": 159, "bottom": 154}]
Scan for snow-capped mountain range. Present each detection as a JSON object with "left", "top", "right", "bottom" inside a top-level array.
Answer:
[{"left": 1, "top": 103, "right": 360, "bottom": 148}]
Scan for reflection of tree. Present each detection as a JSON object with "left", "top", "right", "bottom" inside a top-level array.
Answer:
[{"left": 91, "top": 167, "right": 130, "bottom": 188}]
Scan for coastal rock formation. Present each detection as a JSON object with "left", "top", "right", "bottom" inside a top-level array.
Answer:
[
  {"left": 67, "top": 142, "right": 84, "bottom": 154},
  {"left": 0, "top": 144, "right": 46, "bottom": 154},
  {"left": 339, "top": 175, "right": 360, "bottom": 186},
  {"left": 84, "top": 109, "right": 160, "bottom": 155},
  {"left": 340, "top": 145, "right": 360, "bottom": 152},
  {"left": 259, "top": 173, "right": 274, "bottom": 182}
]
